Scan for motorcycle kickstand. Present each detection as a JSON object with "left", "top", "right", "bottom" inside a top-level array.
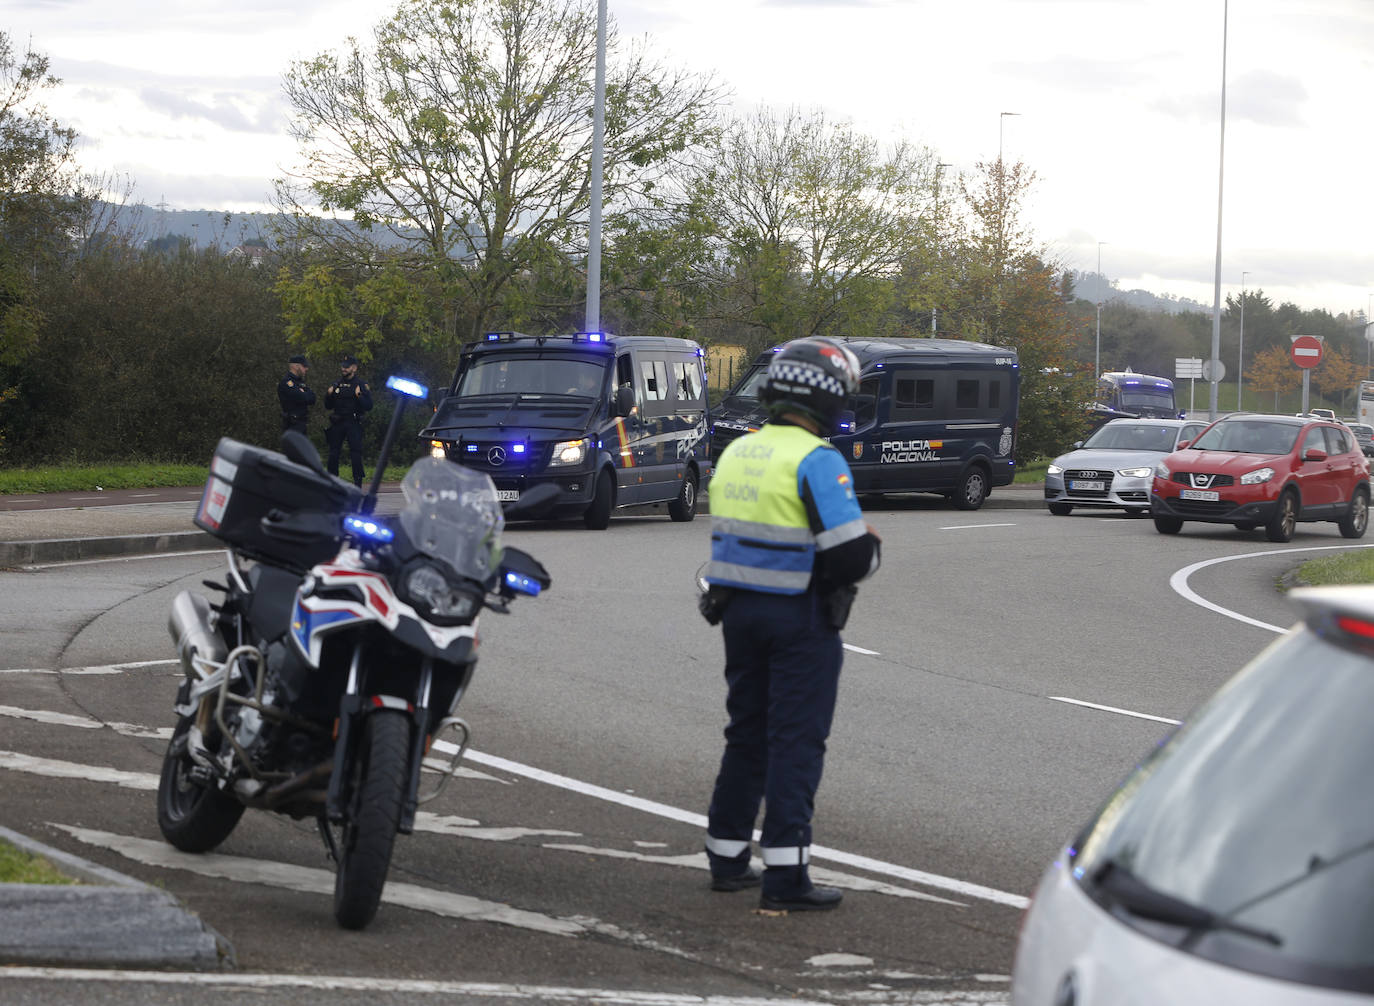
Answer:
[{"left": 316, "top": 814, "right": 340, "bottom": 866}]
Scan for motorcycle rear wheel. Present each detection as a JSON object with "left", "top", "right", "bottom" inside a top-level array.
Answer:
[
  {"left": 157, "top": 715, "right": 245, "bottom": 852},
  {"left": 333, "top": 708, "right": 411, "bottom": 930}
]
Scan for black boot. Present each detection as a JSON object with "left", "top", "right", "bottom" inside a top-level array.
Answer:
[{"left": 760, "top": 865, "right": 842, "bottom": 911}]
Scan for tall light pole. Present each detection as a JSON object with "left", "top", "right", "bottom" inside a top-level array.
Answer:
[
  {"left": 1237, "top": 270, "right": 1248, "bottom": 410},
  {"left": 931, "top": 162, "right": 951, "bottom": 333},
  {"left": 1094, "top": 241, "right": 1107, "bottom": 376},
  {"left": 1207, "top": 0, "right": 1229, "bottom": 421},
  {"left": 584, "top": 0, "right": 607, "bottom": 333}
]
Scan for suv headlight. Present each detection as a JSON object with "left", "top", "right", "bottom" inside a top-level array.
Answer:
[
  {"left": 1118, "top": 466, "right": 1153, "bottom": 478},
  {"left": 1154, "top": 461, "right": 1171, "bottom": 479},
  {"left": 1241, "top": 467, "right": 1275, "bottom": 485},
  {"left": 549, "top": 437, "right": 590, "bottom": 467},
  {"left": 401, "top": 562, "right": 479, "bottom": 625}
]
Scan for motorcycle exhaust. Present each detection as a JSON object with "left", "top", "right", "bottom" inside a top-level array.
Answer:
[{"left": 168, "top": 591, "right": 227, "bottom": 679}]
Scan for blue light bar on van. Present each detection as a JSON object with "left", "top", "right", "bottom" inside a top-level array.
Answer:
[
  {"left": 386, "top": 376, "right": 428, "bottom": 399},
  {"left": 343, "top": 515, "right": 394, "bottom": 543}
]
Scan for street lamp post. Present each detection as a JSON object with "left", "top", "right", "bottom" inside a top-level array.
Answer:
[
  {"left": 1238, "top": 270, "right": 1248, "bottom": 410},
  {"left": 999, "top": 112, "right": 1019, "bottom": 162},
  {"left": 1094, "top": 241, "right": 1107, "bottom": 376},
  {"left": 931, "top": 162, "right": 951, "bottom": 333}
]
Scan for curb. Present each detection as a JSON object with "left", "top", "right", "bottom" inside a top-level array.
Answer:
[
  {"left": 0, "top": 824, "right": 234, "bottom": 970},
  {"left": 0, "top": 531, "right": 218, "bottom": 568}
]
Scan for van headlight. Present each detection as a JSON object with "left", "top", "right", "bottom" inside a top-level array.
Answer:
[{"left": 548, "top": 437, "right": 589, "bottom": 467}]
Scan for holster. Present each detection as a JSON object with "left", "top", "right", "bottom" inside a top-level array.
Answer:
[
  {"left": 821, "top": 583, "right": 859, "bottom": 631},
  {"left": 698, "top": 585, "right": 733, "bottom": 626}
]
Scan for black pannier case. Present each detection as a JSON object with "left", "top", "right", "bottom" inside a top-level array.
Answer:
[{"left": 195, "top": 438, "right": 362, "bottom": 570}]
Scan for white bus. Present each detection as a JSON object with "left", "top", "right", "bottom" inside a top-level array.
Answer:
[{"left": 1357, "top": 380, "right": 1374, "bottom": 427}]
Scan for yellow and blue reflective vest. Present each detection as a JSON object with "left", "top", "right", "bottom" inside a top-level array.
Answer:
[{"left": 706, "top": 423, "right": 869, "bottom": 594}]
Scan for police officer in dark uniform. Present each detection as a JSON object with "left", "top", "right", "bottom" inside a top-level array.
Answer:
[
  {"left": 700, "top": 337, "right": 881, "bottom": 911},
  {"left": 277, "top": 354, "right": 315, "bottom": 435},
  {"left": 324, "top": 354, "right": 373, "bottom": 487}
]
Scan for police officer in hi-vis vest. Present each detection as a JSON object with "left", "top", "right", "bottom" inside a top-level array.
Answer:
[{"left": 700, "top": 337, "right": 881, "bottom": 911}]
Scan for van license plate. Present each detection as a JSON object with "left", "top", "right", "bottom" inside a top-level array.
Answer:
[
  {"left": 496, "top": 490, "right": 520, "bottom": 502},
  {"left": 1068, "top": 480, "right": 1105, "bottom": 492},
  {"left": 1180, "top": 489, "right": 1219, "bottom": 501}
]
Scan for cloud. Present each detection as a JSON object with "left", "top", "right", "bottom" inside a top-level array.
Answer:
[
  {"left": 1150, "top": 69, "right": 1307, "bottom": 127},
  {"left": 138, "top": 87, "right": 288, "bottom": 135}
]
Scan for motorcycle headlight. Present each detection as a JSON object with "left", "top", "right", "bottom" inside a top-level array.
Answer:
[
  {"left": 548, "top": 437, "right": 590, "bottom": 467},
  {"left": 1118, "top": 466, "right": 1154, "bottom": 478},
  {"left": 402, "top": 563, "right": 479, "bottom": 625},
  {"left": 1241, "top": 467, "right": 1275, "bottom": 485}
]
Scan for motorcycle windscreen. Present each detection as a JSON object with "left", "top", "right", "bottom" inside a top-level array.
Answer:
[{"left": 398, "top": 457, "right": 505, "bottom": 583}]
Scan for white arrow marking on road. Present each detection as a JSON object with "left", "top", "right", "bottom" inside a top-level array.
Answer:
[{"left": 0, "top": 751, "right": 157, "bottom": 790}]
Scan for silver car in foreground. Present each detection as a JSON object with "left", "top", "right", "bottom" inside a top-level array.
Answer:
[
  {"left": 1013, "top": 585, "right": 1374, "bottom": 1005},
  {"left": 1044, "top": 418, "right": 1208, "bottom": 515}
]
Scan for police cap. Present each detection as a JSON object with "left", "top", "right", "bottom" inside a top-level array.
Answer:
[
  {"left": 289, "top": 354, "right": 309, "bottom": 366},
  {"left": 341, "top": 354, "right": 359, "bottom": 366}
]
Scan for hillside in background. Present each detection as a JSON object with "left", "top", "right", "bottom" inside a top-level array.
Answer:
[{"left": 1072, "top": 270, "right": 1212, "bottom": 316}]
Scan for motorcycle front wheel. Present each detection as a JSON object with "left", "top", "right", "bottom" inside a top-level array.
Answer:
[
  {"left": 333, "top": 708, "right": 411, "bottom": 930},
  {"left": 157, "top": 715, "right": 245, "bottom": 852}
]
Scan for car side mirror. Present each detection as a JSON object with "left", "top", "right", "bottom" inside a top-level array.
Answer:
[
  {"left": 1304, "top": 448, "right": 1328, "bottom": 463},
  {"left": 613, "top": 385, "right": 635, "bottom": 417}
]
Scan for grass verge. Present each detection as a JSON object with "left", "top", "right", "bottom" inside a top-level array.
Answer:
[
  {"left": 0, "top": 837, "right": 77, "bottom": 885},
  {"left": 1295, "top": 550, "right": 1374, "bottom": 588},
  {"left": 1014, "top": 458, "right": 1049, "bottom": 484},
  {"left": 0, "top": 462, "right": 413, "bottom": 495}
]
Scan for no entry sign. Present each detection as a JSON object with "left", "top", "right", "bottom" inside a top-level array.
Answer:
[{"left": 1291, "top": 335, "right": 1324, "bottom": 369}]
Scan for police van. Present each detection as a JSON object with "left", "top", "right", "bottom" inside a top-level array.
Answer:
[
  {"left": 709, "top": 338, "right": 1019, "bottom": 510},
  {"left": 420, "top": 331, "right": 709, "bottom": 528}
]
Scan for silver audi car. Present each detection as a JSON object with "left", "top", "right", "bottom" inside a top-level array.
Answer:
[
  {"left": 1044, "top": 418, "right": 1208, "bottom": 516},
  {"left": 1013, "top": 584, "right": 1374, "bottom": 1004}
]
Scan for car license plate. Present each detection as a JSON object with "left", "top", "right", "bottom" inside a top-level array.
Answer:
[
  {"left": 496, "top": 489, "right": 520, "bottom": 502},
  {"left": 1068, "top": 480, "right": 1105, "bottom": 492},
  {"left": 1180, "top": 488, "right": 1219, "bottom": 501}
]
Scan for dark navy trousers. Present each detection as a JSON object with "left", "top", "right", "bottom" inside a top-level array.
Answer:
[{"left": 706, "top": 589, "right": 842, "bottom": 879}]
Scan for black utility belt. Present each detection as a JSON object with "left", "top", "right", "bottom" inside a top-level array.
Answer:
[{"left": 329, "top": 413, "right": 362, "bottom": 423}]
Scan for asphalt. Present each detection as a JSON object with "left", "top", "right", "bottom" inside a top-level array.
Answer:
[{"left": 0, "top": 479, "right": 1046, "bottom": 969}]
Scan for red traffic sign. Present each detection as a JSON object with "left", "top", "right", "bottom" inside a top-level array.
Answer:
[{"left": 1291, "top": 335, "right": 1324, "bottom": 369}]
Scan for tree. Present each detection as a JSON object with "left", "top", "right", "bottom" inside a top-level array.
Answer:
[
  {"left": 1247, "top": 344, "right": 1299, "bottom": 411},
  {"left": 274, "top": 0, "right": 723, "bottom": 355}
]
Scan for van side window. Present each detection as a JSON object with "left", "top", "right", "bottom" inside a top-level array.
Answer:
[
  {"left": 892, "top": 375, "right": 934, "bottom": 419},
  {"left": 672, "top": 360, "right": 703, "bottom": 404},
  {"left": 855, "top": 376, "right": 879, "bottom": 429},
  {"left": 955, "top": 379, "right": 979, "bottom": 410},
  {"left": 641, "top": 360, "right": 668, "bottom": 401}
]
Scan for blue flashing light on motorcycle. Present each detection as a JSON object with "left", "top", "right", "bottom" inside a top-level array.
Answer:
[
  {"left": 504, "top": 570, "right": 542, "bottom": 596},
  {"left": 343, "top": 515, "right": 394, "bottom": 543},
  {"left": 385, "top": 375, "right": 428, "bottom": 399}
]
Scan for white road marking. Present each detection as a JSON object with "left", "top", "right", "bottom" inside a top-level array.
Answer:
[
  {"left": 843, "top": 643, "right": 880, "bottom": 655},
  {"left": 1170, "top": 544, "right": 1374, "bottom": 634},
  {"left": 464, "top": 749, "right": 1028, "bottom": 909},
  {"left": 0, "top": 659, "right": 178, "bottom": 675},
  {"left": 0, "top": 967, "right": 855, "bottom": 1005},
  {"left": 129, "top": 493, "right": 160, "bottom": 497},
  {"left": 0, "top": 751, "right": 157, "bottom": 790},
  {"left": 1047, "top": 696, "right": 1181, "bottom": 726},
  {"left": 939, "top": 523, "right": 1017, "bottom": 531},
  {"left": 21, "top": 549, "right": 223, "bottom": 569},
  {"left": 54, "top": 825, "right": 585, "bottom": 937}
]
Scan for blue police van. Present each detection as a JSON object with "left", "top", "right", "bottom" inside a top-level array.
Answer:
[
  {"left": 709, "top": 338, "right": 1019, "bottom": 510},
  {"left": 420, "top": 331, "right": 709, "bottom": 528}
]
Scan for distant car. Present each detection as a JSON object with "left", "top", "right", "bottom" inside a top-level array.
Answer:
[
  {"left": 1151, "top": 413, "right": 1370, "bottom": 542},
  {"left": 1308, "top": 408, "right": 1337, "bottom": 422},
  {"left": 1043, "top": 418, "right": 1208, "bottom": 516},
  {"left": 1349, "top": 422, "right": 1374, "bottom": 458},
  {"left": 1013, "top": 584, "right": 1374, "bottom": 1006}
]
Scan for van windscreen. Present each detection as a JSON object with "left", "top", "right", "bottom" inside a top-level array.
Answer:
[{"left": 457, "top": 356, "right": 609, "bottom": 398}]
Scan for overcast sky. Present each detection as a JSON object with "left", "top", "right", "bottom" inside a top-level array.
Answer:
[{"left": 3, "top": 0, "right": 1371, "bottom": 317}]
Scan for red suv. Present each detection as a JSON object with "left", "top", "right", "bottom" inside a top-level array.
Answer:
[{"left": 1151, "top": 413, "right": 1370, "bottom": 542}]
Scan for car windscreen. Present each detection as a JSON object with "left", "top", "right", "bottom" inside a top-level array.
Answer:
[
  {"left": 456, "top": 355, "right": 609, "bottom": 398},
  {"left": 1189, "top": 420, "right": 1299, "bottom": 455},
  {"left": 1082, "top": 424, "right": 1180, "bottom": 452},
  {"left": 1069, "top": 628, "right": 1374, "bottom": 989}
]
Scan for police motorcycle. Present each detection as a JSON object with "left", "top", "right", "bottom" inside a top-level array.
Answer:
[{"left": 158, "top": 376, "right": 553, "bottom": 930}]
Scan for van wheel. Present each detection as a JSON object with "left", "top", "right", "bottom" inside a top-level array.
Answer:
[
  {"left": 583, "top": 470, "right": 613, "bottom": 530},
  {"left": 1338, "top": 486, "right": 1369, "bottom": 539},
  {"left": 668, "top": 470, "right": 698, "bottom": 522},
  {"left": 1047, "top": 502, "right": 1072, "bottom": 516},
  {"left": 952, "top": 466, "right": 988, "bottom": 510},
  {"left": 1265, "top": 489, "right": 1298, "bottom": 543}
]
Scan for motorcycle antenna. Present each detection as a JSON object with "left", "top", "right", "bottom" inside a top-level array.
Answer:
[{"left": 363, "top": 376, "right": 429, "bottom": 515}]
